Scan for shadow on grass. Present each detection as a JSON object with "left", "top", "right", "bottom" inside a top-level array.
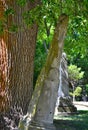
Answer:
[{"left": 54, "top": 110, "right": 88, "bottom": 130}]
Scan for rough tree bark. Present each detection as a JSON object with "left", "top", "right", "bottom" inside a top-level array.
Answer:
[
  {"left": 19, "top": 14, "right": 69, "bottom": 130},
  {"left": 7, "top": 0, "right": 41, "bottom": 114},
  {"left": 0, "top": 1, "right": 9, "bottom": 112},
  {"left": 0, "top": 0, "right": 41, "bottom": 114}
]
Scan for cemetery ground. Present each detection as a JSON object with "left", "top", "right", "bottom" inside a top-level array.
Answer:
[{"left": 54, "top": 102, "right": 88, "bottom": 130}]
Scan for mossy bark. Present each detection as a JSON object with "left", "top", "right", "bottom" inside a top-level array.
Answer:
[{"left": 19, "top": 14, "right": 69, "bottom": 129}]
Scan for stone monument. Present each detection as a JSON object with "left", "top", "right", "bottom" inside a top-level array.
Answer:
[{"left": 55, "top": 53, "right": 77, "bottom": 115}]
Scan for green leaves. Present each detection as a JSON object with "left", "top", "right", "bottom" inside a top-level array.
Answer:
[
  {"left": 16, "top": 0, "right": 27, "bottom": 6},
  {"left": 68, "top": 64, "right": 84, "bottom": 82},
  {"left": 64, "top": 14, "right": 88, "bottom": 60},
  {"left": 16, "top": 0, "right": 34, "bottom": 6},
  {"left": 70, "top": 86, "right": 82, "bottom": 97},
  {"left": 73, "top": 86, "right": 82, "bottom": 97},
  {"left": 4, "top": 8, "right": 14, "bottom": 17},
  {"left": 23, "top": 5, "right": 41, "bottom": 26}
]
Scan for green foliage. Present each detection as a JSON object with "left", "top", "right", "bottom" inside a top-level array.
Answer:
[
  {"left": 0, "top": 0, "right": 88, "bottom": 87},
  {"left": 73, "top": 86, "right": 82, "bottom": 97},
  {"left": 33, "top": 41, "right": 47, "bottom": 85},
  {"left": 23, "top": 5, "right": 41, "bottom": 26},
  {"left": 16, "top": 0, "right": 27, "bottom": 6},
  {"left": 33, "top": 0, "right": 88, "bottom": 87},
  {"left": 69, "top": 86, "right": 82, "bottom": 99},
  {"left": 4, "top": 8, "right": 14, "bottom": 17},
  {"left": 68, "top": 64, "right": 84, "bottom": 100},
  {"left": 64, "top": 15, "right": 88, "bottom": 59},
  {"left": 68, "top": 64, "right": 84, "bottom": 82}
]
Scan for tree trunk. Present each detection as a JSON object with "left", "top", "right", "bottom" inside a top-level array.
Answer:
[
  {"left": 19, "top": 14, "right": 69, "bottom": 130},
  {"left": 0, "top": 1, "right": 9, "bottom": 112},
  {"left": 8, "top": 0, "right": 41, "bottom": 114},
  {"left": 70, "top": 81, "right": 76, "bottom": 102},
  {"left": 0, "top": 0, "right": 41, "bottom": 114}
]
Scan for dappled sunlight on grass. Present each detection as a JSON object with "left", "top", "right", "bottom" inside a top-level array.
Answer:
[{"left": 54, "top": 110, "right": 88, "bottom": 130}]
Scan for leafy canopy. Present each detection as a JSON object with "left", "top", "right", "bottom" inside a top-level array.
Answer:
[
  {"left": 68, "top": 64, "right": 84, "bottom": 82},
  {"left": 0, "top": 0, "right": 88, "bottom": 85}
]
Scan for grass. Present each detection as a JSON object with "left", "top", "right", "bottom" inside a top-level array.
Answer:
[{"left": 54, "top": 110, "right": 88, "bottom": 130}]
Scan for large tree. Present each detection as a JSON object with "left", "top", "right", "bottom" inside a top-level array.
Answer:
[{"left": 0, "top": 0, "right": 41, "bottom": 114}]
